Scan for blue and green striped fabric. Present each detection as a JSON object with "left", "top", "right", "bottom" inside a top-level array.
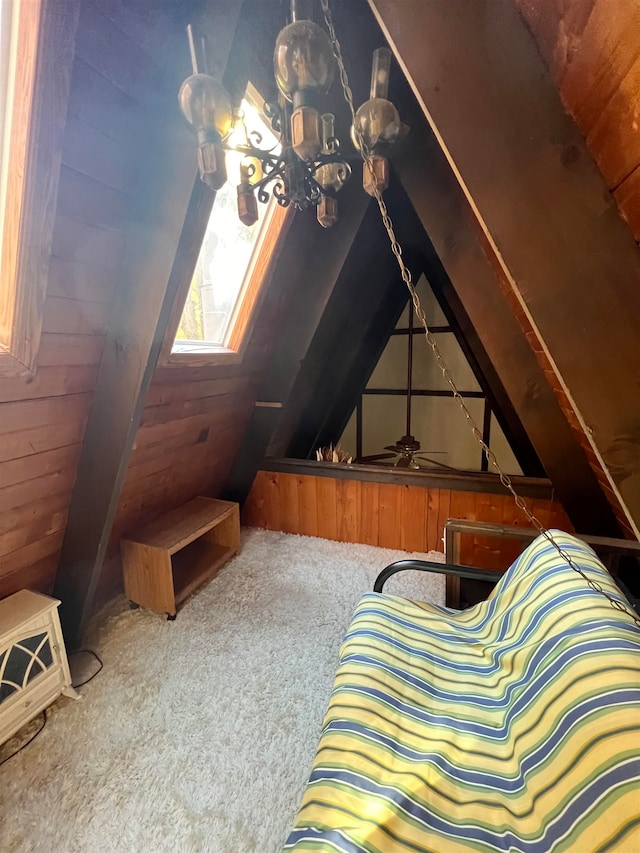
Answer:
[{"left": 283, "top": 531, "right": 640, "bottom": 852}]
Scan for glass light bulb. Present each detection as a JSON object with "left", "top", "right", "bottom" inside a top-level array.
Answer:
[
  {"left": 274, "top": 20, "right": 335, "bottom": 102},
  {"left": 321, "top": 112, "right": 336, "bottom": 153},
  {"left": 351, "top": 98, "right": 401, "bottom": 151},
  {"left": 178, "top": 74, "right": 233, "bottom": 138},
  {"left": 226, "top": 105, "right": 265, "bottom": 186},
  {"left": 316, "top": 161, "right": 351, "bottom": 191},
  {"left": 198, "top": 139, "right": 227, "bottom": 190},
  {"left": 315, "top": 113, "right": 350, "bottom": 191},
  {"left": 370, "top": 47, "right": 392, "bottom": 100}
]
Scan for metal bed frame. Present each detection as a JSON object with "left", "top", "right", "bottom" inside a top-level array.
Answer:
[{"left": 375, "top": 519, "right": 640, "bottom": 611}]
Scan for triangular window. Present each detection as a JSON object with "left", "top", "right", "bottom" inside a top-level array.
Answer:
[{"left": 340, "top": 276, "right": 523, "bottom": 474}]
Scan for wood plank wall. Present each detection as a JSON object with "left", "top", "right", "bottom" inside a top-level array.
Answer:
[
  {"left": 97, "top": 260, "right": 298, "bottom": 605},
  {"left": 515, "top": 0, "right": 640, "bottom": 242},
  {"left": 0, "top": 0, "right": 343, "bottom": 610},
  {"left": 472, "top": 224, "right": 633, "bottom": 539},
  {"left": 243, "top": 470, "right": 572, "bottom": 571},
  {"left": 0, "top": 1, "right": 186, "bottom": 599},
  {"left": 101, "top": 366, "right": 260, "bottom": 602},
  {"left": 3, "top": 0, "right": 622, "bottom": 609}
]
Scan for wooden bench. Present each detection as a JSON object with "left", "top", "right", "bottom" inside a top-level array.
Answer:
[{"left": 121, "top": 497, "right": 240, "bottom": 619}]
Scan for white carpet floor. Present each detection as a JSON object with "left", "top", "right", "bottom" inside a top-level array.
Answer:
[{"left": 0, "top": 528, "right": 445, "bottom": 853}]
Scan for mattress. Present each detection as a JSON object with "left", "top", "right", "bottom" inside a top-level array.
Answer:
[{"left": 283, "top": 532, "right": 640, "bottom": 852}]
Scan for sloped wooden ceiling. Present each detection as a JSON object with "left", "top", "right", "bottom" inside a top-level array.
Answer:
[
  {"left": 277, "top": 182, "right": 542, "bottom": 477},
  {"left": 54, "top": 0, "right": 379, "bottom": 642},
  {"left": 0, "top": 0, "right": 202, "bottom": 605},
  {"left": 3, "top": 0, "right": 637, "bottom": 643},
  {"left": 230, "top": 0, "right": 619, "bottom": 536},
  {"left": 368, "top": 0, "right": 640, "bottom": 538},
  {"left": 515, "top": 0, "right": 640, "bottom": 243}
]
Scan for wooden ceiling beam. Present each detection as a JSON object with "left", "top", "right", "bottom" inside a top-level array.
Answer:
[
  {"left": 389, "top": 188, "right": 545, "bottom": 479},
  {"left": 369, "top": 0, "right": 640, "bottom": 535},
  {"left": 223, "top": 182, "right": 372, "bottom": 505},
  {"left": 284, "top": 179, "right": 540, "bottom": 474},
  {"left": 54, "top": 1, "right": 245, "bottom": 647},
  {"left": 282, "top": 196, "right": 413, "bottom": 460},
  {"left": 386, "top": 94, "right": 621, "bottom": 536}
]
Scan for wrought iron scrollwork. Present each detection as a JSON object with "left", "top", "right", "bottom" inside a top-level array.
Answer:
[{"left": 221, "top": 98, "right": 351, "bottom": 213}]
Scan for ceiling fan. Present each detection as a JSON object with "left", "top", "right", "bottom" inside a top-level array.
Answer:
[
  {"left": 359, "top": 434, "right": 458, "bottom": 471},
  {"left": 356, "top": 302, "right": 462, "bottom": 473}
]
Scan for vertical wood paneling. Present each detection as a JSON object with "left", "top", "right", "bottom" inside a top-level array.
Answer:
[
  {"left": 241, "top": 472, "right": 571, "bottom": 572},
  {"left": 278, "top": 471, "right": 299, "bottom": 534},
  {"left": 336, "top": 479, "right": 361, "bottom": 543},
  {"left": 378, "top": 483, "right": 403, "bottom": 550},
  {"left": 470, "top": 493, "right": 511, "bottom": 569},
  {"left": 262, "top": 472, "right": 282, "bottom": 533},
  {"left": 426, "top": 489, "right": 441, "bottom": 552},
  {"left": 436, "top": 489, "right": 452, "bottom": 550},
  {"left": 241, "top": 473, "right": 261, "bottom": 528},
  {"left": 0, "top": 0, "right": 189, "bottom": 599},
  {"left": 447, "top": 490, "right": 476, "bottom": 564},
  {"left": 549, "top": 501, "right": 573, "bottom": 531},
  {"left": 400, "top": 486, "right": 426, "bottom": 552},
  {"left": 316, "top": 477, "right": 338, "bottom": 541},
  {"left": 297, "top": 475, "right": 318, "bottom": 537},
  {"left": 531, "top": 498, "right": 552, "bottom": 529},
  {"left": 360, "top": 481, "right": 380, "bottom": 547}
]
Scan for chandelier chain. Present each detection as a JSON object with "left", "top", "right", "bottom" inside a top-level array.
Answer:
[{"left": 319, "top": 0, "right": 640, "bottom": 627}]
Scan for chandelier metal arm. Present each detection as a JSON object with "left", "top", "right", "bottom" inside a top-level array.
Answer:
[{"left": 221, "top": 138, "right": 350, "bottom": 209}]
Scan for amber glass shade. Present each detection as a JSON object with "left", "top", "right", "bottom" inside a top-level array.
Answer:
[
  {"left": 237, "top": 184, "right": 259, "bottom": 226},
  {"left": 362, "top": 154, "right": 389, "bottom": 196},
  {"left": 198, "top": 139, "right": 227, "bottom": 191},
  {"left": 274, "top": 20, "right": 335, "bottom": 102},
  {"left": 291, "top": 104, "right": 321, "bottom": 160},
  {"left": 317, "top": 194, "right": 338, "bottom": 228},
  {"left": 179, "top": 74, "right": 233, "bottom": 138}
]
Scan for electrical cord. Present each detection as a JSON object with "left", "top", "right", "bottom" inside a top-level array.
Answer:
[
  {"left": 71, "top": 648, "right": 103, "bottom": 688},
  {"left": 0, "top": 711, "right": 46, "bottom": 768},
  {"left": 0, "top": 648, "right": 103, "bottom": 767}
]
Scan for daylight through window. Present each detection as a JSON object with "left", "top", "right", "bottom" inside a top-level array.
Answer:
[
  {"left": 0, "top": 0, "right": 17, "bottom": 295},
  {"left": 173, "top": 91, "right": 279, "bottom": 354}
]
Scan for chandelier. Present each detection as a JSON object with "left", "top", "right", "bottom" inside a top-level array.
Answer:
[{"left": 178, "top": 0, "right": 405, "bottom": 228}]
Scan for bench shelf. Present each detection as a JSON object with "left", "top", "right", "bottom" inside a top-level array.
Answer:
[{"left": 121, "top": 497, "right": 240, "bottom": 618}]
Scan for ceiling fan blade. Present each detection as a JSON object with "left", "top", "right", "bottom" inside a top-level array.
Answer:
[
  {"left": 414, "top": 455, "right": 463, "bottom": 473},
  {"left": 357, "top": 453, "right": 397, "bottom": 463},
  {"left": 383, "top": 445, "right": 400, "bottom": 453}
]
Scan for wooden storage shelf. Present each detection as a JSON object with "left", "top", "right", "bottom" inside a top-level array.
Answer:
[{"left": 121, "top": 497, "right": 240, "bottom": 618}]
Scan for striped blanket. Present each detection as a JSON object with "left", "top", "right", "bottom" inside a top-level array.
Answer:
[{"left": 283, "top": 531, "right": 640, "bottom": 852}]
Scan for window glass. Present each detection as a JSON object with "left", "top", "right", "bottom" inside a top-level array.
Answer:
[
  {"left": 173, "top": 92, "right": 279, "bottom": 353},
  {"left": 0, "top": 0, "right": 17, "bottom": 281}
]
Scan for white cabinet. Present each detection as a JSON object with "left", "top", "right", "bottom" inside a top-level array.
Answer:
[{"left": 0, "top": 590, "right": 78, "bottom": 746}]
